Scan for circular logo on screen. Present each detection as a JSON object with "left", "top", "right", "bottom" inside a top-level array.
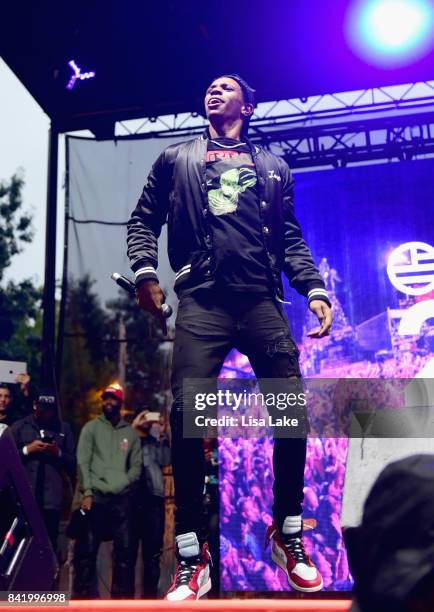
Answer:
[{"left": 387, "top": 241, "right": 434, "bottom": 296}]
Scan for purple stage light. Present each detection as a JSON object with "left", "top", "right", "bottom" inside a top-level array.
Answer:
[
  {"left": 345, "top": 0, "right": 434, "bottom": 68},
  {"left": 66, "top": 60, "right": 95, "bottom": 90}
]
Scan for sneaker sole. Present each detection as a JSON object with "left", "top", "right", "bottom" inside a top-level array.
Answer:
[
  {"left": 271, "top": 550, "right": 324, "bottom": 593},
  {"left": 164, "top": 578, "right": 212, "bottom": 602}
]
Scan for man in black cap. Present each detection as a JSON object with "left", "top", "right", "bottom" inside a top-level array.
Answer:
[
  {"left": 11, "top": 390, "right": 76, "bottom": 551},
  {"left": 127, "top": 74, "right": 332, "bottom": 599}
]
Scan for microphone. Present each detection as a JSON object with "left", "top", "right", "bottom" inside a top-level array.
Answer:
[{"left": 111, "top": 272, "right": 173, "bottom": 318}]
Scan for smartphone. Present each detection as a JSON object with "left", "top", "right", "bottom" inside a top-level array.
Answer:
[
  {"left": 144, "top": 411, "right": 160, "bottom": 423},
  {"left": 0, "top": 360, "right": 27, "bottom": 384},
  {"left": 40, "top": 430, "right": 55, "bottom": 444}
]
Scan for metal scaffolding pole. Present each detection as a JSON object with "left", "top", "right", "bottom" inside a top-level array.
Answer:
[{"left": 41, "top": 123, "right": 59, "bottom": 388}]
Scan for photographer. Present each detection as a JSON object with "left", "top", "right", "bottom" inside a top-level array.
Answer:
[
  {"left": 0, "top": 373, "right": 33, "bottom": 426},
  {"left": 11, "top": 389, "right": 76, "bottom": 551},
  {"left": 131, "top": 409, "right": 170, "bottom": 597}
]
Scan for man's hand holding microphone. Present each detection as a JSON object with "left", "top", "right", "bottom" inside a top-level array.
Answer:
[
  {"left": 136, "top": 280, "right": 168, "bottom": 336},
  {"left": 111, "top": 273, "right": 171, "bottom": 336}
]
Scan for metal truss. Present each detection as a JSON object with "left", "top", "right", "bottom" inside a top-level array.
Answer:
[
  {"left": 263, "top": 110, "right": 434, "bottom": 169},
  {"left": 114, "top": 81, "right": 434, "bottom": 169}
]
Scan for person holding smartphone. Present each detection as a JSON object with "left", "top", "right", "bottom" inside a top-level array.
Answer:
[{"left": 11, "top": 390, "right": 76, "bottom": 551}]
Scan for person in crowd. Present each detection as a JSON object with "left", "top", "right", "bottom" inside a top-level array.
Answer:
[
  {"left": 0, "top": 373, "right": 33, "bottom": 426},
  {"left": 131, "top": 409, "right": 171, "bottom": 597},
  {"left": 0, "top": 383, "right": 13, "bottom": 426},
  {"left": 11, "top": 389, "right": 76, "bottom": 551},
  {"left": 238, "top": 497, "right": 264, "bottom": 562},
  {"left": 345, "top": 454, "right": 434, "bottom": 612},
  {"left": 127, "top": 73, "right": 332, "bottom": 600},
  {"left": 72, "top": 384, "right": 142, "bottom": 599}
]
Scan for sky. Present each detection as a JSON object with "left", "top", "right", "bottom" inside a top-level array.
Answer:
[{"left": 0, "top": 57, "right": 65, "bottom": 288}]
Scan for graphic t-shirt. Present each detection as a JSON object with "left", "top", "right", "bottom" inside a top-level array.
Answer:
[{"left": 206, "top": 138, "right": 272, "bottom": 293}]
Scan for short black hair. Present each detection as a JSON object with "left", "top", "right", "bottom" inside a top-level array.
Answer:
[
  {"left": 0, "top": 383, "right": 12, "bottom": 392},
  {"left": 210, "top": 73, "right": 256, "bottom": 133},
  {"left": 220, "top": 73, "right": 256, "bottom": 108}
]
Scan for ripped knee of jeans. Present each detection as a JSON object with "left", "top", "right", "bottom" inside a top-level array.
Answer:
[
  {"left": 265, "top": 333, "right": 300, "bottom": 359},
  {"left": 264, "top": 334, "right": 301, "bottom": 378}
]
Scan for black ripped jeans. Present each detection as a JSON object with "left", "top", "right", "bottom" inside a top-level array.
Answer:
[{"left": 170, "top": 289, "right": 307, "bottom": 541}]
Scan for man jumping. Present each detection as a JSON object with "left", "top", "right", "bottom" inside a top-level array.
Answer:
[{"left": 127, "top": 74, "right": 333, "bottom": 600}]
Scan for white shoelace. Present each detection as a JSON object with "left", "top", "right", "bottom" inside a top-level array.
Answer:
[
  {"left": 176, "top": 559, "right": 199, "bottom": 585},
  {"left": 284, "top": 536, "right": 308, "bottom": 563}
]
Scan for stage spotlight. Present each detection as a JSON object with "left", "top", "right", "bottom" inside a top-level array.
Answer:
[{"left": 345, "top": 0, "right": 434, "bottom": 67}]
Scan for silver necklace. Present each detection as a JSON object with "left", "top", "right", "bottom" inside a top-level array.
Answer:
[{"left": 210, "top": 139, "right": 246, "bottom": 149}]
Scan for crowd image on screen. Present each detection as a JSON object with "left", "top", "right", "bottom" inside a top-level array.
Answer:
[{"left": 218, "top": 344, "right": 434, "bottom": 591}]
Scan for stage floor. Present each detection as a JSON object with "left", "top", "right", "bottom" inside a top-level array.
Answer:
[{"left": 0, "top": 599, "right": 352, "bottom": 611}]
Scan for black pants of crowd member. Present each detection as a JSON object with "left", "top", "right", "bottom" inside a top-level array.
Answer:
[
  {"left": 132, "top": 491, "right": 165, "bottom": 597},
  {"left": 40, "top": 508, "right": 61, "bottom": 553},
  {"left": 170, "top": 289, "right": 307, "bottom": 542},
  {"left": 72, "top": 492, "right": 135, "bottom": 598}
]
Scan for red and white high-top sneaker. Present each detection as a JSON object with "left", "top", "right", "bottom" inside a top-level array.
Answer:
[
  {"left": 266, "top": 522, "right": 323, "bottom": 592},
  {"left": 165, "top": 538, "right": 212, "bottom": 601}
]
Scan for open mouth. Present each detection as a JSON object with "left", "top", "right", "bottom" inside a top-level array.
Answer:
[{"left": 208, "top": 98, "right": 223, "bottom": 108}]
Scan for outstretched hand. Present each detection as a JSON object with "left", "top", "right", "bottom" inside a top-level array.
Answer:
[{"left": 307, "top": 300, "right": 333, "bottom": 338}]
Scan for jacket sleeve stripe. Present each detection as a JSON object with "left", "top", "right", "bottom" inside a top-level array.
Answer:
[
  {"left": 308, "top": 288, "right": 329, "bottom": 298},
  {"left": 135, "top": 266, "right": 157, "bottom": 276},
  {"left": 175, "top": 264, "right": 191, "bottom": 280},
  {"left": 135, "top": 266, "right": 159, "bottom": 285},
  {"left": 307, "top": 288, "right": 331, "bottom": 305}
]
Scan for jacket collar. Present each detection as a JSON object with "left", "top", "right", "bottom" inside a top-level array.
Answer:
[
  {"left": 28, "top": 412, "right": 61, "bottom": 431},
  {"left": 201, "top": 127, "right": 260, "bottom": 158},
  {"left": 17, "top": 413, "right": 39, "bottom": 429}
]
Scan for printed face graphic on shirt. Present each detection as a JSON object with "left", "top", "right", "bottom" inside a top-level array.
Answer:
[
  {"left": 208, "top": 167, "right": 257, "bottom": 215},
  {"left": 206, "top": 143, "right": 257, "bottom": 216},
  {"left": 204, "top": 139, "right": 269, "bottom": 290}
]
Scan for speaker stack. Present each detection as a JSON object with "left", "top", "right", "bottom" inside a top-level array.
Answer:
[{"left": 0, "top": 424, "right": 57, "bottom": 591}]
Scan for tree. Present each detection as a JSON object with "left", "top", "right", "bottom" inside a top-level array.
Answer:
[
  {"left": 0, "top": 172, "right": 42, "bottom": 386},
  {"left": 60, "top": 274, "right": 173, "bottom": 429},
  {"left": 106, "top": 291, "right": 168, "bottom": 414},
  {"left": 0, "top": 280, "right": 42, "bottom": 375},
  {"left": 60, "top": 276, "right": 117, "bottom": 429},
  {"left": 0, "top": 172, "right": 33, "bottom": 281}
]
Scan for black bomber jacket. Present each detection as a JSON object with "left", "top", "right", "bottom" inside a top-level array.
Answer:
[{"left": 127, "top": 131, "right": 330, "bottom": 306}]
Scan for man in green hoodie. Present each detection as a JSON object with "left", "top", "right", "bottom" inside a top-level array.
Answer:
[{"left": 72, "top": 384, "right": 142, "bottom": 598}]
